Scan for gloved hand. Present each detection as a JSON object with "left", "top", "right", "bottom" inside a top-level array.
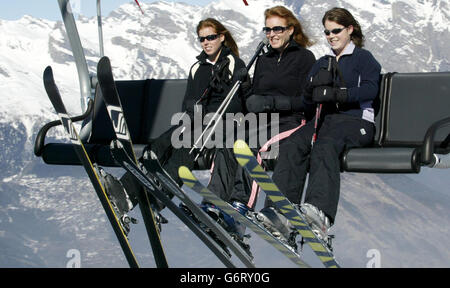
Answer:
[
  {"left": 273, "top": 95, "right": 292, "bottom": 111},
  {"left": 246, "top": 94, "right": 274, "bottom": 113},
  {"left": 239, "top": 76, "right": 252, "bottom": 99},
  {"left": 291, "top": 97, "right": 304, "bottom": 112},
  {"left": 311, "top": 68, "right": 334, "bottom": 87},
  {"left": 312, "top": 86, "right": 348, "bottom": 103}
]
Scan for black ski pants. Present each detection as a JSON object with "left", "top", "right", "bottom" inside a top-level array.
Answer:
[
  {"left": 207, "top": 115, "right": 305, "bottom": 208},
  {"left": 272, "top": 113, "right": 375, "bottom": 223},
  {"left": 207, "top": 147, "right": 253, "bottom": 204}
]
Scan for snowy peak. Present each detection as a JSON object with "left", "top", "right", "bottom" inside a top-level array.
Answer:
[
  {"left": 0, "top": 0, "right": 449, "bottom": 268},
  {"left": 0, "top": 0, "right": 449, "bottom": 120}
]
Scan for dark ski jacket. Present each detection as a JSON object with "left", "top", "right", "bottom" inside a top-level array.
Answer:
[
  {"left": 304, "top": 42, "right": 382, "bottom": 122},
  {"left": 250, "top": 39, "right": 316, "bottom": 123},
  {"left": 182, "top": 46, "right": 247, "bottom": 120}
]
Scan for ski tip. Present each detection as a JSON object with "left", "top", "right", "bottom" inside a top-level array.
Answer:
[
  {"left": 44, "top": 66, "right": 53, "bottom": 76},
  {"left": 178, "top": 166, "right": 194, "bottom": 180},
  {"left": 233, "top": 140, "right": 252, "bottom": 155},
  {"left": 97, "top": 56, "right": 111, "bottom": 71},
  {"left": 98, "top": 55, "right": 110, "bottom": 65},
  {"left": 42, "top": 66, "right": 59, "bottom": 98},
  {"left": 43, "top": 66, "right": 54, "bottom": 83}
]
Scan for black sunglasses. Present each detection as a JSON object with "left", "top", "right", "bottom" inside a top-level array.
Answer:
[
  {"left": 262, "top": 26, "right": 289, "bottom": 34},
  {"left": 198, "top": 34, "right": 220, "bottom": 42},
  {"left": 324, "top": 27, "right": 346, "bottom": 36}
]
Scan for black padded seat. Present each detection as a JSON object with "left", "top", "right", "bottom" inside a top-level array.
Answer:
[
  {"left": 36, "top": 72, "right": 450, "bottom": 173},
  {"left": 342, "top": 72, "right": 450, "bottom": 173}
]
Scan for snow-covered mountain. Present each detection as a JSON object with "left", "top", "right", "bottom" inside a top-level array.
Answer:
[{"left": 0, "top": 0, "right": 449, "bottom": 267}]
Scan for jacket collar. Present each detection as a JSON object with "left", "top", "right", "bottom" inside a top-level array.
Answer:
[
  {"left": 266, "top": 39, "right": 302, "bottom": 56},
  {"left": 326, "top": 40, "right": 356, "bottom": 57}
]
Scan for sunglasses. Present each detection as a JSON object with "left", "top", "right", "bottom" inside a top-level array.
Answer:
[
  {"left": 262, "top": 26, "right": 289, "bottom": 35},
  {"left": 324, "top": 27, "right": 346, "bottom": 36},
  {"left": 198, "top": 34, "right": 220, "bottom": 42}
]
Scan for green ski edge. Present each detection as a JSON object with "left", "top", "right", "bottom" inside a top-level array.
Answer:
[
  {"left": 232, "top": 139, "right": 340, "bottom": 268},
  {"left": 178, "top": 166, "right": 310, "bottom": 268}
]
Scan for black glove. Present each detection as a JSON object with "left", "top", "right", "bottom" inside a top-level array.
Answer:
[
  {"left": 311, "top": 68, "right": 334, "bottom": 87},
  {"left": 273, "top": 95, "right": 292, "bottom": 111},
  {"left": 246, "top": 94, "right": 274, "bottom": 113},
  {"left": 272, "top": 95, "right": 305, "bottom": 112},
  {"left": 240, "top": 76, "right": 252, "bottom": 98},
  {"left": 291, "top": 97, "right": 304, "bottom": 112},
  {"left": 312, "top": 86, "right": 348, "bottom": 103}
]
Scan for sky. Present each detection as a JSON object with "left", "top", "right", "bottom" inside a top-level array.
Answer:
[{"left": 0, "top": 0, "right": 215, "bottom": 21}]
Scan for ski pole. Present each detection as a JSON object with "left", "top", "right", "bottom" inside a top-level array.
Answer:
[
  {"left": 190, "top": 70, "right": 246, "bottom": 157},
  {"left": 311, "top": 103, "right": 322, "bottom": 146},
  {"left": 190, "top": 39, "right": 268, "bottom": 157},
  {"left": 311, "top": 57, "right": 333, "bottom": 146},
  {"left": 193, "top": 80, "right": 242, "bottom": 160}
]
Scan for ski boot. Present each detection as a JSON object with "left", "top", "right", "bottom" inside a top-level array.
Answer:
[
  {"left": 201, "top": 202, "right": 252, "bottom": 257},
  {"left": 299, "top": 203, "right": 334, "bottom": 251},
  {"left": 96, "top": 166, "right": 138, "bottom": 236},
  {"left": 255, "top": 206, "right": 299, "bottom": 251}
]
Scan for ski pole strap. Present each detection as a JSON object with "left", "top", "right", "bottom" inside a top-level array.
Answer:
[{"left": 247, "top": 119, "right": 306, "bottom": 208}]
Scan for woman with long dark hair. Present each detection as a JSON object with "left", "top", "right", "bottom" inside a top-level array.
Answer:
[
  {"left": 105, "top": 18, "right": 248, "bottom": 235},
  {"left": 272, "top": 7, "right": 381, "bottom": 243}
]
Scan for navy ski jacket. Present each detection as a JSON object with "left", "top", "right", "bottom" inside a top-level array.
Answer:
[{"left": 304, "top": 42, "right": 382, "bottom": 122}]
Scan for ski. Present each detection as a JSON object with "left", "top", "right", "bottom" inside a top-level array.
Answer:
[
  {"left": 140, "top": 152, "right": 255, "bottom": 267},
  {"left": 109, "top": 141, "right": 237, "bottom": 268},
  {"left": 43, "top": 66, "right": 139, "bottom": 268},
  {"left": 96, "top": 56, "right": 168, "bottom": 268},
  {"left": 178, "top": 166, "right": 310, "bottom": 268},
  {"left": 233, "top": 140, "right": 340, "bottom": 268}
]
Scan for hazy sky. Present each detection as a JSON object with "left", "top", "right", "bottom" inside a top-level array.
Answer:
[{"left": 0, "top": 0, "right": 215, "bottom": 21}]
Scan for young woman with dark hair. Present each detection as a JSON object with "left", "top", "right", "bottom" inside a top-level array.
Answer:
[
  {"left": 105, "top": 18, "right": 248, "bottom": 234},
  {"left": 271, "top": 7, "right": 381, "bottom": 242}
]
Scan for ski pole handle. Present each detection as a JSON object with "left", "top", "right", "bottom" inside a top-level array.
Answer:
[{"left": 246, "top": 38, "right": 269, "bottom": 71}]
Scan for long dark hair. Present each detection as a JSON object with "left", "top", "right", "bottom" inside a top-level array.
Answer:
[
  {"left": 322, "top": 7, "right": 365, "bottom": 48},
  {"left": 196, "top": 18, "right": 240, "bottom": 57},
  {"left": 264, "top": 6, "right": 314, "bottom": 48}
]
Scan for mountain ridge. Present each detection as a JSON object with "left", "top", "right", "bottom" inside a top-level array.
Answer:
[{"left": 0, "top": 0, "right": 449, "bottom": 267}]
